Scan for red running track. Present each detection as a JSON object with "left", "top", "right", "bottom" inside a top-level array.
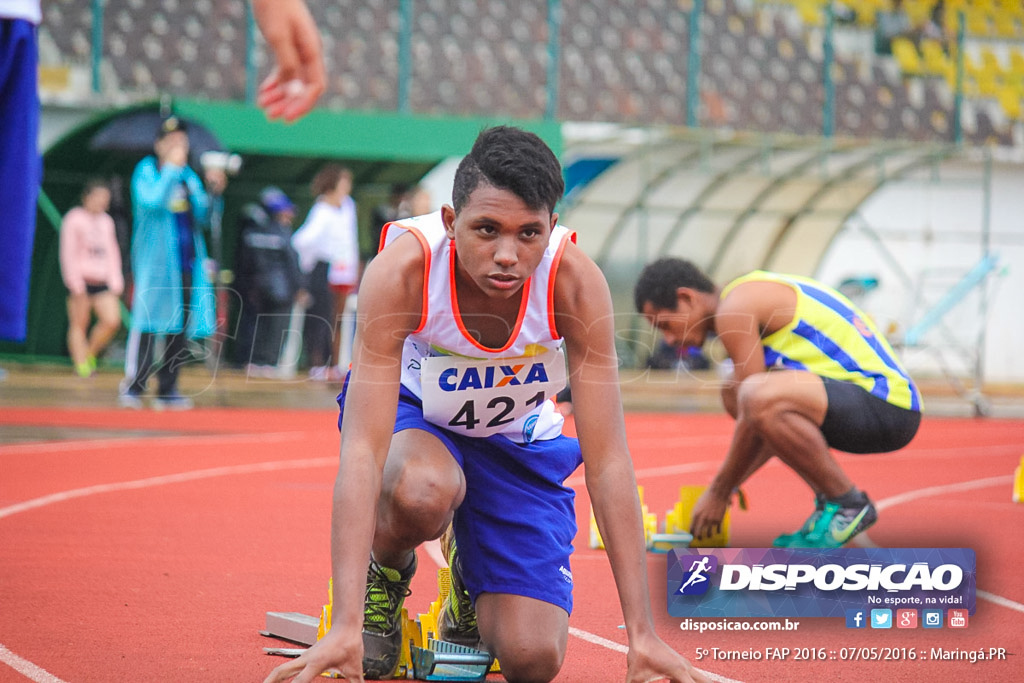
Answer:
[{"left": 0, "top": 407, "right": 1021, "bottom": 682}]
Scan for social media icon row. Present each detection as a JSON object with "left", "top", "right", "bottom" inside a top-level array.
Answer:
[{"left": 845, "top": 608, "right": 968, "bottom": 629}]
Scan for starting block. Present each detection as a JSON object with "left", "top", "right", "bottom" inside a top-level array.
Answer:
[
  {"left": 648, "top": 531, "right": 693, "bottom": 554},
  {"left": 664, "top": 485, "right": 733, "bottom": 548},
  {"left": 413, "top": 567, "right": 500, "bottom": 677},
  {"left": 264, "top": 562, "right": 499, "bottom": 680},
  {"left": 589, "top": 485, "right": 659, "bottom": 550},
  {"left": 1013, "top": 455, "right": 1024, "bottom": 503},
  {"left": 410, "top": 639, "right": 493, "bottom": 682},
  {"left": 261, "top": 611, "right": 319, "bottom": 646}
]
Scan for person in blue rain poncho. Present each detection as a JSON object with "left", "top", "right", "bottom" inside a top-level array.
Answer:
[{"left": 121, "top": 116, "right": 224, "bottom": 410}]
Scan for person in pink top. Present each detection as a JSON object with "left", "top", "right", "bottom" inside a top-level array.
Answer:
[{"left": 59, "top": 179, "right": 125, "bottom": 377}]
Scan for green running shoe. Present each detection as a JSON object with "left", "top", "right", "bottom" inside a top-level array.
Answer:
[
  {"left": 437, "top": 527, "right": 481, "bottom": 649},
  {"left": 772, "top": 494, "right": 826, "bottom": 548},
  {"left": 802, "top": 496, "right": 878, "bottom": 549},
  {"left": 362, "top": 553, "right": 416, "bottom": 679}
]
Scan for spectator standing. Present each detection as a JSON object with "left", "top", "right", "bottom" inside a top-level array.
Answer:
[
  {"left": 120, "top": 116, "right": 223, "bottom": 410},
  {"left": 0, "top": 0, "right": 41, "bottom": 342},
  {"left": 291, "top": 164, "right": 359, "bottom": 379},
  {"left": 59, "top": 179, "right": 124, "bottom": 378},
  {"left": 234, "top": 186, "right": 303, "bottom": 375}
]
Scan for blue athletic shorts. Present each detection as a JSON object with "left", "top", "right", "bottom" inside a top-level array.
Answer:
[{"left": 338, "top": 380, "right": 583, "bottom": 614}]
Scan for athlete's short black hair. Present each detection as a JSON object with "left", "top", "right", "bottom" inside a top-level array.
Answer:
[
  {"left": 452, "top": 126, "right": 564, "bottom": 215},
  {"left": 634, "top": 258, "right": 716, "bottom": 312}
]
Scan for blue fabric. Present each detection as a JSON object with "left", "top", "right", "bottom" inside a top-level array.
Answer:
[
  {"left": 337, "top": 380, "right": 583, "bottom": 614},
  {"left": 173, "top": 191, "right": 196, "bottom": 272},
  {"left": 128, "top": 156, "right": 215, "bottom": 337},
  {"left": 0, "top": 19, "right": 40, "bottom": 341}
]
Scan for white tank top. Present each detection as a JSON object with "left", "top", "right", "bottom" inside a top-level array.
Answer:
[{"left": 381, "top": 211, "right": 574, "bottom": 443}]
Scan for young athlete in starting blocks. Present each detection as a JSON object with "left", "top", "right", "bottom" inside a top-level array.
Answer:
[{"left": 263, "top": 128, "right": 708, "bottom": 683}]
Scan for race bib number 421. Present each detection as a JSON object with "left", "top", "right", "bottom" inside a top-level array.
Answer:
[{"left": 420, "top": 348, "right": 567, "bottom": 438}]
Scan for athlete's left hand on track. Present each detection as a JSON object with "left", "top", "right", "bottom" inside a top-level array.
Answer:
[
  {"left": 689, "top": 488, "right": 728, "bottom": 541},
  {"left": 251, "top": 0, "right": 326, "bottom": 122},
  {"left": 626, "top": 633, "right": 711, "bottom": 683}
]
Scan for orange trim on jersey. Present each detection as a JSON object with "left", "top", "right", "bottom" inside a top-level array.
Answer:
[
  {"left": 377, "top": 221, "right": 396, "bottom": 254},
  {"left": 448, "top": 242, "right": 531, "bottom": 354},
  {"left": 383, "top": 222, "right": 431, "bottom": 334},
  {"left": 547, "top": 230, "right": 574, "bottom": 340}
]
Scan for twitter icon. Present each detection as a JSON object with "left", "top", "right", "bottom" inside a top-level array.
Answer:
[{"left": 870, "top": 609, "right": 892, "bottom": 629}]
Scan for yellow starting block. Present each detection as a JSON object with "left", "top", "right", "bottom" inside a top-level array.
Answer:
[
  {"left": 1013, "top": 455, "right": 1024, "bottom": 503},
  {"left": 308, "top": 561, "right": 502, "bottom": 679},
  {"left": 664, "top": 485, "right": 735, "bottom": 548},
  {"left": 589, "top": 485, "right": 658, "bottom": 550}
]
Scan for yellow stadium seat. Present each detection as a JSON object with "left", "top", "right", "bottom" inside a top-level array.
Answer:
[
  {"left": 920, "top": 39, "right": 952, "bottom": 77},
  {"left": 997, "top": 87, "right": 1022, "bottom": 120},
  {"left": 980, "top": 47, "right": 1005, "bottom": 78},
  {"left": 1011, "top": 50, "right": 1024, "bottom": 77},
  {"left": 794, "top": 0, "right": 823, "bottom": 26},
  {"left": 976, "top": 69, "right": 1000, "bottom": 97},
  {"left": 904, "top": 0, "right": 934, "bottom": 27},
  {"left": 892, "top": 37, "right": 925, "bottom": 76},
  {"left": 965, "top": 9, "right": 992, "bottom": 36},
  {"left": 993, "top": 14, "right": 1018, "bottom": 38}
]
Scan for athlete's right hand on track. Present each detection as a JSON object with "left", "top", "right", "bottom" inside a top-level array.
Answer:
[
  {"left": 250, "top": 0, "right": 326, "bottom": 122},
  {"left": 626, "top": 631, "right": 711, "bottom": 683},
  {"left": 262, "top": 628, "right": 364, "bottom": 683}
]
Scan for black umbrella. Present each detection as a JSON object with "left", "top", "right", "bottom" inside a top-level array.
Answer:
[{"left": 88, "top": 109, "right": 224, "bottom": 160}]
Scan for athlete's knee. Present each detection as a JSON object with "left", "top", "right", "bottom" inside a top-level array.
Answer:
[
  {"left": 489, "top": 637, "right": 565, "bottom": 683},
  {"left": 381, "top": 457, "right": 462, "bottom": 533},
  {"left": 736, "top": 375, "right": 780, "bottom": 426}
]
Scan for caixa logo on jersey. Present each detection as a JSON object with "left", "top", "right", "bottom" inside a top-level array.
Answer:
[
  {"left": 667, "top": 548, "right": 976, "bottom": 618},
  {"left": 437, "top": 363, "right": 549, "bottom": 391}
]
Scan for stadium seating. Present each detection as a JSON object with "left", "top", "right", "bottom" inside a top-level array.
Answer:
[{"left": 37, "top": 0, "right": 1023, "bottom": 144}]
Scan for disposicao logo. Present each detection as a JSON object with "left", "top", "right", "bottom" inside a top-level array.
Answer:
[
  {"left": 676, "top": 555, "right": 718, "bottom": 596},
  {"left": 667, "top": 548, "right": 976, "bottom": 619}
]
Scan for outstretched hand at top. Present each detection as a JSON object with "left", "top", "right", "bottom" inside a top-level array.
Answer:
[{"left": 251, "top": 0, "right": 326, "bottom": 122}]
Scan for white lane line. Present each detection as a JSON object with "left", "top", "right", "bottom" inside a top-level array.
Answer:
[
  {"left": 0, "top": 455, "right": 339, "bottom": 683},
  {"left": 566, "top": 461, "right": 719, "bottom": 488},
  {"left": 0, "top": 644, "right": 69, "bottom": 683},
  {"left": 874, "top": 475, "right": 1013, "bottom": 512},
  {"left": 0, "top": 431, "right": 319, "bottom": 456},
  {"left": 858, "top": 474, "right": 1024, "bottom": 615},
  {"left": 566, "top": 626, "right": 627, "bottom": 653},
  {"left": 977, "top": 590, "right": 1024, "bottom": 615},
  {"left": 0, "top": 456, "right": 337, "bottom": 521}
]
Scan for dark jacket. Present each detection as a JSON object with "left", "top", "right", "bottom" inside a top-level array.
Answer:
[{"left": 235, "top": 203, "right": 301, "bottom": 309}]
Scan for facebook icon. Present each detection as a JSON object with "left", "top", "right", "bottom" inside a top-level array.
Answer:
[{"left": 845, "top": 609, "right": 867, "bottom": 629}]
